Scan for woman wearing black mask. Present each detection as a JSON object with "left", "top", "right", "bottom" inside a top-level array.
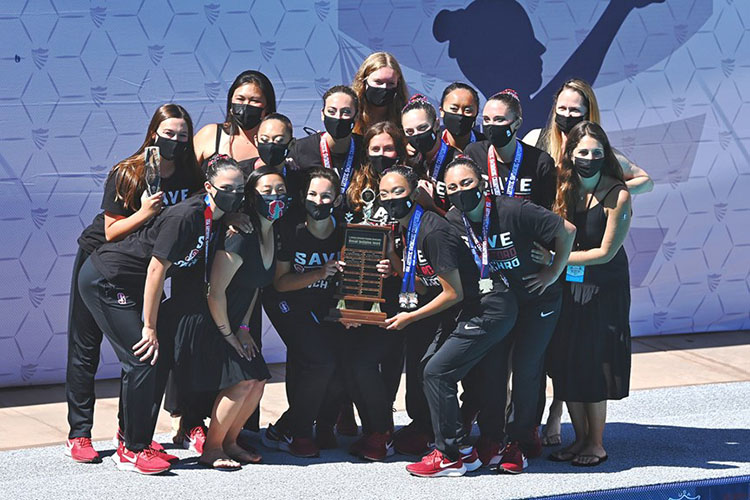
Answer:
[
  {"left": 402, "top": 94, "right": 459, "bottom": 214},
  {"left": 175, "top": 163, "right": 287, "bottom": 470},
  {"left": 439, "top": 82, "right": 485, "bottom": 152},
  {"left": 66, "top": 104, "right": 203, "bottom": 465},
  {"left": 523, "top": 79, "right": 653, "bottom": 194},
  {"left": 544, "top": 121, "right": 632, "bottom": 467},
  {"left": 464, "top": 89, "right": 557, "bottom": 210},
  {"left": 351, "top": 52, "right": 409, "bottom": 135},
  {"left": 77, "top": 156, "right": 244, "bottom": 475},
  {"left": 443, "top": 157, "right": 576, "bottom": 474},
  {"left": 261, "top": 168, "right": 347, "bottom": 458},
  {"left": 195, "top": 70, "right": 276, "bottom": 176}
]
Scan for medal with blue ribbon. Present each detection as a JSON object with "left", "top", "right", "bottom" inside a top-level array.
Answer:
[{"left": 399, "top": 205, "right": 424, "bottom": 310}]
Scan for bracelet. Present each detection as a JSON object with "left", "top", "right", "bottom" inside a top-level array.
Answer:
[
  {"left": 221, "top": 330, "right": 233, "bottom": 337},
  {"left": 238, "top": 324, "right": 250, "bottom": 332},
  {"left": 548, "top": 251, "right": 555, "bottom": 267}
]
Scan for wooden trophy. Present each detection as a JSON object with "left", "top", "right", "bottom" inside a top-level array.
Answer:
[{"left": 326, "top": 223, "right": 390, "bottom": 327}]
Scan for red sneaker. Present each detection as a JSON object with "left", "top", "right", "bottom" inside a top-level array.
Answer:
[
  {"left": 65, "top": 437, "right": 100, "bottom": 463},
  {"left": 335, "top": 403, "right": 359, "bottom": 436},
  {"left": 475, "top": 435, "right": 502, "bottom": 468},
  {"left": 279, "top": 436, "right": 320, "bottom": 458},
  {"left": 151, "top": 445, "right": 179, "bottom": 463},
  {"left": 315, "top": 425, "right": 338, "bottom": 450},
  {"left": 112, "top": 443, "right": 171, "bottom": 475},
  {"left": 497, "top": 442, "right": 528, "bottom": 474},
  {"left": 393, "top": 423, "right": 434, "bottom": 456},
  {"left": 349, "top": 433, "right": 370, "bottom": 457},
  {"left": 406, "top": 449, "right": 466, "bottom": 478},
  {"left": 183, "top": 426, "right": 206, "bottom": 454},
  {"left": 460, "top": 447, "right": 482, "bottom": 472},
  {"left": 519, "top": 426, "right": 543, "bottom": 459},
  {"left": 361, "top": 432, "right": 394, "bottom": 461}
]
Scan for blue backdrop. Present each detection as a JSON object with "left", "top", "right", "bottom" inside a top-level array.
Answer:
[{"left": 0, "top": 0, "right": 747, "bottom": 387}]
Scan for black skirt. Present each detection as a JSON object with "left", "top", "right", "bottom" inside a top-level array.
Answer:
[{"left": 548, "top": 281, "right": 631, "bottom": 403}]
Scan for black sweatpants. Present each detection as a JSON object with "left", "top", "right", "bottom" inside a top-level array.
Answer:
[
  {"left": 78, "top": 258, "right": 163, "bottom": 452},
  {"left": 343, "top": 325, "right": 405, "bottom": 434},
  {"left": 271, "top": 305, "right": 344, "bottom": 439},
  {"left": 403, "top": 313, "right": 445, "bottom": 433},
  {"left": 422, "top": 296, "right": 518, "bottom": 461},
  {"left": 66, "top": 247, "right": 103, "bottom": 439},
  {"left": 476, "top": 287, "right": 562, "bottom": 443}
]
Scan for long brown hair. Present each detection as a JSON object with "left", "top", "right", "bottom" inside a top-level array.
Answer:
[
  {"left": 539, "top": 79, "right": 601, "bottom": 166},
  {"left": 347, "top": 121, "right": 407, "bottom": 212},
  {"left": 111, "top": 103, "right": 203, "bottom": 211},
  {"left": 351, "top": 52, "right": 408, "bottom": 135},
  {"left": 553, "top": 121, "right": 623, "bottom": 222}
]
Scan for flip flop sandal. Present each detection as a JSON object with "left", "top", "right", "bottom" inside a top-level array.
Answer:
[
  {"left": 571, "top": 454, "right": 608, "bottom": 467},
  {"left": 542, "top": 433, "right": 562, "bottom": 446},
  {"left": 548, "top": 450, "right": 577, "bottom": 462},
  {"left": 198, "top": 458, "right": 242, "bottom": 471}
]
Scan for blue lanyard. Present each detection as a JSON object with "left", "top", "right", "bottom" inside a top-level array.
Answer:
[
  {"left": 469, "top": 130, "right": 476, "bottom": 143},
  {"left": 461, "top": 197, "right": 491, "bottom": 280},
  {"left": 400, "top": 205, "right": 424, "bottom": 294},
  {"left": 339, "top": 136, "right": 356, "bottom": 194},
  {"left": 430, "top": 141, "right": 449, "bottom": 182},
  {"left": 487, "top": 140, "right": 523, "bottom": 197}
]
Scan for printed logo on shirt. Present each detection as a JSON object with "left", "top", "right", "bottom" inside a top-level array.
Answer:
[
  {"left": 117, "top": 292, "right": 128, "bottom": 305},
  {"left": 480, "top": 172, "right": 533, "bottom": 198},
  {"left": 163, "top": 189, "right": 190, "bottom": 206},
  {"left": 279, "top": 301, "right": 290, "bottom": 313},
  {"left": 294, "top": 251, "right": 338, "bottom": 289},
  {"left": 459, "top": 231, "right": 520, "bottom": 271},
  {"left": 173, "top": 235, "right": 205, "bottom": 268},
  {"left": 416, "top": 249, "right": 441, "bottom": 287}
]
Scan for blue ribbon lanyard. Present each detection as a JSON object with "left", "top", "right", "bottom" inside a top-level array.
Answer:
[
  {"left": 320, "top": 134, "right": 356, "bottom": 195},
  {"left": 430, "top": 140, "right": 449, "bottom": 183},
  {"left": 461, "top": 197, "right": 491, "bottom": 280},
  {"left": 487, "top": 140, "right": 523, "bottom": 197},
  {"left": 469, "top": 130, "right": 476, "bottom": 143},
  {"left": 400, "top": 205, "right": 425, "bottom": 295}
]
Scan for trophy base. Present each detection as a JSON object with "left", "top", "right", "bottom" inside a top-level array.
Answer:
[{"left": 325, "top": 308, "right": 388, "bottom": 327}]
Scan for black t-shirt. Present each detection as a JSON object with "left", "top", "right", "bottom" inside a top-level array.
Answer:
[
  {"left": 405, "top": 210, "right": 479, "bottom": 304},
  {"left": 77, "top": 167, "right": 197, "bottom": 254},
  {"left": 446, "top": 196, "right": 563, "bottom": 297},
  {"left": 90, "top": 195, "right": 213, "bottom": 288},
  {"left": 407, "top": 142, "right": 459, "bottom": 212},
  {"left": 464, "top": 139, "right": 556, "bottom": 210},
  {"left": 290, "top": 132, "right": 364, "bottom": 176},
  {"left": 276, "top": 217, "right": 344, "bottom": 316}
]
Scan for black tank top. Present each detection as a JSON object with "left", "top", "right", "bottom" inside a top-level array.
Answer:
[
  {"left": 572, "top": 183, "right": 629, "bottom": 286},
  {"left": 201, "top": 124, "right": 258, "bottom": 178}
]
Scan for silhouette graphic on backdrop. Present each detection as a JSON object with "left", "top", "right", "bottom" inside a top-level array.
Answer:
[{"left": 433, "top": 0, "right": 666, "bottom": 131}]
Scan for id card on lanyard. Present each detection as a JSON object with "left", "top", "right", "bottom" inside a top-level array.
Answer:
[
  {"left": 320, "top": 134, "right": 355, "bottom": 195},
  {"left": 565, "top": 175, "right": 602, "bottom": 283},
  {"left": 487, "top": 141, "right": 523, "bottom": 197},
  {"left": 400, "top": 206, "right": 424, "bottom": 310}
]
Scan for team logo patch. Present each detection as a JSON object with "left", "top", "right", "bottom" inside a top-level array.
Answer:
[
  {"left": 269, "top": 199, "right": 286, "bottom": 218},
  {"left": 279, "top": 301, "right": 290, "bottom": 313},
  {"left": 293, "top": 263, "right": 305, "bottom": 273},
  {"left": 117, "top": 292, "right": 127, "bottom": 305}
]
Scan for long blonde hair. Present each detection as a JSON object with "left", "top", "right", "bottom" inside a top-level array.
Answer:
[
  {"left": 540, "top": 79, "right": 601, "bottom": 166},
  {"left": 351, "top": 52, "right": 408, "bottom": 135}
]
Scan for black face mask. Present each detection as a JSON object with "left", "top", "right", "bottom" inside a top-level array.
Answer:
[
  {"left": 484, "top": 123, "right": 516, "bottom": 149},
  {"left": 154, "top": 135, "right": 188, "bottom": 161},
  {"left": 365, "top": 84, "right": 396, "bottom": 107},
  {"left": 573, "top": 157, "right": 605, "bottom": 178},
  {"left": 443, "top": 112, "right": 475, "bottom": 138},
  {"left": 381, "top": 196, "right": 414, "bottom": 220},
  {"left": 369, "top": 154, "right": 398, "bottom": 175},
  {"left": 448, "top": 187, "right": 483, "bottom": 213},
  {"left": 555, "top": 113, "right": 586, "bottom": 135},
  {"left": 305, "top": 199, "right": 334, "bottom": 221},
  {"left": 408, "top": 128, "right": 438, "bottom": 155},
  {"left": 257, "top": 141, "right": 290, "bottom": 167},
  {"left": 255, "top": 192, "right": 289, "bottom": 221},
  {"left": 323, "top": 115, "right": 354, "bottom": 140},
  {"left": 231, "top": 103, "right": 264, "bottom": 130},
  {"left": 211, "top": 185, "right": 244, "bottom": 213}
]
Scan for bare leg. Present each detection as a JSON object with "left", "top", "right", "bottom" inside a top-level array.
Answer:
[
  {"left": 542, "top": 398, "right": 564, "bottom": 445},
  {"left": 200, "top": 381, "right": 252, "bottom": 468},
  {"left": 224, "top": 380, "right": 265, "bottom": 464},
  {"left": 550, "top": 401, "right": 587, "bottom": 460},
  {"left": 572, "top": 401, "right": 607, "bottom": 465}
]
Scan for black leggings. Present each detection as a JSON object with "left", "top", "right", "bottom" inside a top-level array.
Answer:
[{"left": 77, "top": 258, "right": 170, "bottom": 451}]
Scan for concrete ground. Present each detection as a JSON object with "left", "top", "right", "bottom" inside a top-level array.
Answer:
[{"left": 1, "top": 330, "right": 747, "bottom": 451}]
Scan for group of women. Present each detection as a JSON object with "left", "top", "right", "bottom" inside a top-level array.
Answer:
[{"left": 64, "top": 51, "right": 651, "bottom": 477}]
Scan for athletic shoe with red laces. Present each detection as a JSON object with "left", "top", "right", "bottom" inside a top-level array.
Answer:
[
  {"left": 519, "top": 426, "right": 542, "bottom": 459},
  {"left": 475, "top": 435, "right": 503, "bottom": 467},
  {"left": 393, "top": 423, "right": 434, "bottom": 456},
  {"left": 335, "top": 403, "right": 359, "bottom": 436},
  {"left": 361, "top": 432, "right": 394, "bottom": 461},
  {"left": 496, "top": 441, "right": 528, "bottom": 474},
  {"left": 111, "top": 443, "right": 171, "bottom": 475},
  {"left": 349, "top": 433, "right": 369, "bottom": 457},
  {"left": 406, "top": 449, "right": 466, "bottom": 478},
  {"left": 460, "top": 446, "right": 482, "bottom": 472},
  {"left": 182, "top": 426, "right": 207, "bottom": 454},
  {"left": 315, "top": 424, "right": 338, "bottom": 450},
  {"left": 65, "top": 437, "right": 100, "bottom": 463}
]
